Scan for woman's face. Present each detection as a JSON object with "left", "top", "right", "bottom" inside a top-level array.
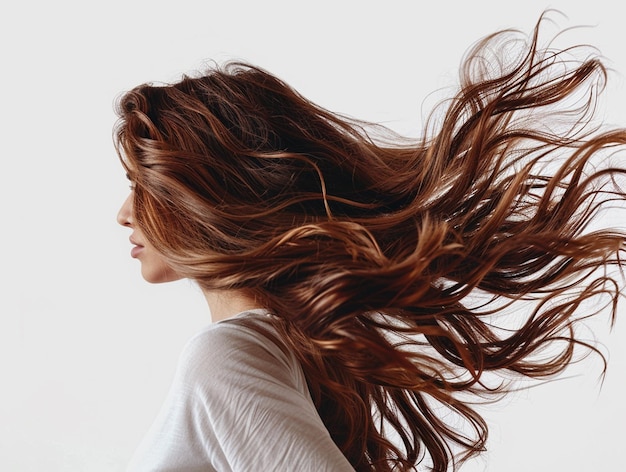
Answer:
[{"left": 117, "top": 192, "right": 182, "bottom": 284}]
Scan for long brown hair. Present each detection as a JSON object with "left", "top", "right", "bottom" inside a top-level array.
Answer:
[{"left": 114, "top": 12, "right": 626, "bottom": 471}]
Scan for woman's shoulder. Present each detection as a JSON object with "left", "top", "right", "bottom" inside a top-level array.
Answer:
[
  {"left": 183, "top": 309, "right": 284, "bottom": 358},
  {"left": 176, "top": 309, "right": 303, "bottom": 389}
]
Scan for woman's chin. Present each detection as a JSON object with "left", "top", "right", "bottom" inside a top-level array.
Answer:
[{"left": 141, "top": 265, "right": 183, "bottom": 284}]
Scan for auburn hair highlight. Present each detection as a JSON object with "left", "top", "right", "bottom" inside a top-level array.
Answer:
[{"left": 115, "top": 12, "right": 626, "bottom": 471}]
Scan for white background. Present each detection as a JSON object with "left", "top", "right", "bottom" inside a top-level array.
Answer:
[{"left": 1, "top": 1, "right": 624, "bottom": 471}]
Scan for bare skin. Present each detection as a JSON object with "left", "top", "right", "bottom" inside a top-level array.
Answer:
[{"left": 117, "top": 192, "right": 260, "bottom": 322}]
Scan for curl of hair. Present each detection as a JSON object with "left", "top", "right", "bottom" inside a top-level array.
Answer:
[{"left": 115, "top": 12, "right": 626, "bottom": 472}]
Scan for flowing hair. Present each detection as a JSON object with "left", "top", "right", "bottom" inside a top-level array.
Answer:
[{"left": 114, "top": 12, "right": 626, "bottom": 471}]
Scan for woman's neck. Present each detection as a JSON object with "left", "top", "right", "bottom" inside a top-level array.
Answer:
[{"left": 202, "top": 288, "right": 264, "bottom": 322}]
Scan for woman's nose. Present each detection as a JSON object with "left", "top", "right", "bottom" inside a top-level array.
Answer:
[{"left": 117, "top": 194, "right": 134, "bottom": 227}]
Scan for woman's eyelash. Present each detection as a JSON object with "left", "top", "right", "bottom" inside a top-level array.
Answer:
[{"left": 125, "top": 173, "right": 136, "bottom": 190}]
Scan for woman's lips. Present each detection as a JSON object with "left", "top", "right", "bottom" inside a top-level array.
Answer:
[
  {"left": 129, "top": 236, "right": 144, "bottom": 258},
  {"left": 130, "top": 245, "right": 144, "bottom": 258}
]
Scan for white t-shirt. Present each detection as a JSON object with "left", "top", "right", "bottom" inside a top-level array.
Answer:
[{"left": 127, "top": 310, "right": 355, "bottom": 471}]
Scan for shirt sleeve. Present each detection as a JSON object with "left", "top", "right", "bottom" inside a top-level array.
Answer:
[{"left": 127, "top": 315, "right": 355, "bottom": 472}]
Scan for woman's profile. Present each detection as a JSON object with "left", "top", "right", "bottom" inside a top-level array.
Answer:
[{"left": 114, "top": 12, "right": 626, "bottom": 472}]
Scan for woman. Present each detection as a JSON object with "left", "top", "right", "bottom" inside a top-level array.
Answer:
[{"left": 115, "top": 13, "right": 626, "bottom": 472}]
